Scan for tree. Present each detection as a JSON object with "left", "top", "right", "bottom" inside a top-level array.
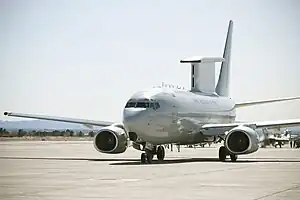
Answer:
[
  {"left": 88, "top": 131, "right": 95, "bottom": 137},
  {"left": 0, "top": 128, "right": 10, "bottom": 137},
  {"left": 69, "top": 130, "right": 74, "bottom": 137},
  {"left": 78, "top": 131, "right": 84, "bottom": 137},
  {"left": 18, "top": 129, "right": 27, "bottom": 137},
  {"left": 0, "top": 128, "right": 3, "bottom": 136}
]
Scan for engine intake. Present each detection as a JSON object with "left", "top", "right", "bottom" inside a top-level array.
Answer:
[
  {"left": 226, "top": 131, "right": 249, "bottom": 153},
  {"left": 93, "top": 124, "right": 128, "bottom": 154},
  {"left": 225, "top": 126, "right": 259, "bottom": 155},
  {"left": 95, "top": 130, "right": 117, "bottom": 152}
]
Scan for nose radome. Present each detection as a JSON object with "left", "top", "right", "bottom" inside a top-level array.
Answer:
[{"left": 122, "top": 108, "right": 146, "bottom": 123}]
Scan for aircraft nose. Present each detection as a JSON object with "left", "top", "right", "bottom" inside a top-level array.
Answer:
[{"left": 123, "top": 108, "right": 146, "bottom": 124}]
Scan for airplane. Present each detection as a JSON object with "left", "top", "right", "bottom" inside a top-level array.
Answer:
[
  {"left": 255, "top": 127, "right": 289, "bottom": 148},
  {"left": 283, "top": 127, "right": 300, "bottom": 148},
  {"left": 267, "top": 134, "right": 290, "bottom": 148},
  {"left": 3, "top": 20, "right": 300, "bottom": 164}
]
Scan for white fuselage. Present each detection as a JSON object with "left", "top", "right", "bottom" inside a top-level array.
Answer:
[{"left": 122, "top": 88, "right": 236, "bottom": 144}]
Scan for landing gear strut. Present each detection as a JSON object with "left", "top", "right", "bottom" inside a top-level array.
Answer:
[
  {"left": 218, "top": 146, "right": 238, "bottom": 162},
  {"left": 140, "top": 145, "right": 165, "bottom": 164}
]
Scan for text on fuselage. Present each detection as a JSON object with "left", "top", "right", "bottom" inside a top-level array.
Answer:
[{"left": 194, "top": 99, "right": 217, "bottom": 105}]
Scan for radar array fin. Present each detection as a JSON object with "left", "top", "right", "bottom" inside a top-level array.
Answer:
[{"left": 180, "top": 57, "right": 225, "bottom": 93}]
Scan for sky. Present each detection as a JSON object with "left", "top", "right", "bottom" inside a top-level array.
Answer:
[{"left": 1, "top": 0, "right": 300, "bottom": 122}]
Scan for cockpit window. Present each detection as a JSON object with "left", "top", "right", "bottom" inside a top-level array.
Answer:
[
  {"left": 125, "top": 102, "right": 136, "bottom": 108},
  {"left": 136, "top": 102, "right": 149, "bottom": 108},
  {"left": 149, "top": 103, "right": 155, "bottom": 109},
  {"left": 125, "top": 99, "right": 160, "bottom": 110},
  {"left": 154, "top": 102, "right": 160, "bottom": 109}
]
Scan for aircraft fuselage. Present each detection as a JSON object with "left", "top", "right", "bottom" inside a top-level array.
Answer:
[{"left": 122, "top": 88, "right": 236, "bottom": 144}]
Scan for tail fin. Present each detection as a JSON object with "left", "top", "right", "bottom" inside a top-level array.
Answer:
[{"left": 215, "top": 20, "right": 233, "bottom": 97}]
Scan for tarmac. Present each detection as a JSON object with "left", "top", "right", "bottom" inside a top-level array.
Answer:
[{"left": 0, "top": 140, "right": 299, "bottom": 200}]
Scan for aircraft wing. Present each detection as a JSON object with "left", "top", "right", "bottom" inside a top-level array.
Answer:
[
  {"left": 235, "top": 96, "right": 300, "bottom": 108},
  {"left": 202, "top": 119, "right": 300, "bottom": 132},
  {"left": 3, "top": 112, "right": 114, "bottom": 127}
]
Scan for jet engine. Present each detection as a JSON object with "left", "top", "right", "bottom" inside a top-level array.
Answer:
[
  {"left": 224, "top": 125, "right": 259, "bottom": 155},
  {"left": 93, "top": 124, "right": 128, "bottom": 154}
]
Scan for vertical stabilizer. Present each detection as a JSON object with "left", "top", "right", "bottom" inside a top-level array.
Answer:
[{"left": 216, "top": 20, "right": 233, "bottom": 97}]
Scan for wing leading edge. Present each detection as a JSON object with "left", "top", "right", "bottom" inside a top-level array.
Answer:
[
  {"left": 202, "top": 119, "right": 300, "bottom": 131},
  {"left": 235, "top": 96, "right": 300, "bottom": 108},
  {"left": 3, "top": 112, "right": 114, "bottom": 127}
]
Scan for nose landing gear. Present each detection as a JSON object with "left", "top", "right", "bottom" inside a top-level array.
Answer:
[
  {"left": 140, "top": 145, "right": 165, "bottom": 164},
  {"left": 141, "top": 151, "right": 154, "bottom": 164},
  {"left": 218, "top": 146, "right": 238, "bottom": 162},
  {"left": 157, "top": 146, "right": 165, "bottom": 161}
]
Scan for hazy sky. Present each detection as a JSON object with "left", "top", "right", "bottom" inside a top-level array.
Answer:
[{"left": 1, "top": 0, "right": 300, "bottom": 122}]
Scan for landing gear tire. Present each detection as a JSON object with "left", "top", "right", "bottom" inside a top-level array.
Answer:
[
  {"left": 230, "top": 154, "right": 238, "bottom": 162},
  {"left": 219, "top": 146, "right": 227, "bottom": 162},
  {"left": 146, "top": 150, "right": 153, "bottom": 164},
  {"left": 141, "top": 153, "right": 146, "bottom": 164},
  {"left": 157, "top": 146, "right": 165, "bottom": 161}
]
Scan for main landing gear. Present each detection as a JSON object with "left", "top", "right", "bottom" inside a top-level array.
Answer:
[
  {"left": 219, "top": 146, "right": 238, "bottom": 162},
  {"left": 140, "top": 145, "right": 165, "bottom": 164}
]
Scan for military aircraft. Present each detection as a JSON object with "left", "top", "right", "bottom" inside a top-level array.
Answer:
[{"left": 4, "top": 20, "right": 300, "bottom": 164}]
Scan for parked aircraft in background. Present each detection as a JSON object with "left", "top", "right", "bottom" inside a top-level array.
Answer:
[{"left": 284, "top": 127, "right": 300, "bottom": 148}]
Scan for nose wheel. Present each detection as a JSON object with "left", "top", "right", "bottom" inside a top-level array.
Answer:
[
  {"left": 141, "top": 151, "right": 153, "bottom": 164},
  {"left": 140, "top": 145, "right": 165, "bottom": 164},
  {"left": 218, "top": 146, "right": 238, "bottom": 162},
  {"left": 157, "top": 146, "right": 165, "bottom": 161},
  {"left": 141, "top": 153, "right": 146, "bottom": 164},
  {"left": 219, "top": 146, "right": 227, "bottom": 162}
]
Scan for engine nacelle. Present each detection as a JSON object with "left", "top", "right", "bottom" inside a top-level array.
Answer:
[
  {"left": 93, "top": 124, "right": 128, "bottom": 154},
  {"left": 225, "top": 125, "right": 259, "bottom": 155}
]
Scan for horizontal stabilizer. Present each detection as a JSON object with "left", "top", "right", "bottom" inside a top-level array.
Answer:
[{"left": 180, "top": 56, "right": 225, "bottom": 63}]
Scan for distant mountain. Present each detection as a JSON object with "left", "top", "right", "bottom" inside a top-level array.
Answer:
[{"left": 0, "top": 120, "right": 87, "bottom": 131}]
